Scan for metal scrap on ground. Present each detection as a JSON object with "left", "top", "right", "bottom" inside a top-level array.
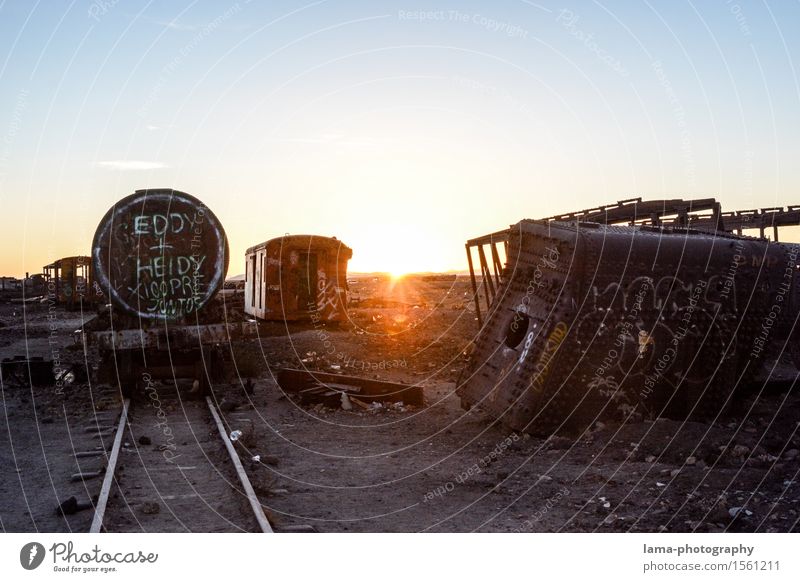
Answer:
[{"left": 276, "top": 367, "right": 424, "bottom": 407}]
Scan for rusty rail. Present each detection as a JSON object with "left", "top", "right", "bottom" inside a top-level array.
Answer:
[
  {"left": 206, "top": 396, "right": 274, "bottom": 533},
  {"left": 89, "top": 398, "right": 130, "bottom": 533}
]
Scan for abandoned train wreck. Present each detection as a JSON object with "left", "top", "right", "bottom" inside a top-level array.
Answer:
[
  {"left": 244, "top": 235, "right": 352, "bottom": 323},
  {"left": 42, "top": 255, "right": 97, "bottom": 309},
  {"left": 459, "top": 198, "right": 800, "bottom": 435}
]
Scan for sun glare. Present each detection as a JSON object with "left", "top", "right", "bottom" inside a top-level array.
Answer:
[
  {"left": 383, "top": 253, "right": 425, "bottom": 279},
  {"left": 348, "top": 223, "right": 445, "bottom": 277}
]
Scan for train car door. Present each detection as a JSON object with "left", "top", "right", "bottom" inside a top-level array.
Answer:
[{"left": 298, "top": 252, "right": 317, "bottom": 311}]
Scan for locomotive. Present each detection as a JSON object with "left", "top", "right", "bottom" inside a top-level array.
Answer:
[{"left": 89, "top": 188, "right": 250, "bottom": 395}]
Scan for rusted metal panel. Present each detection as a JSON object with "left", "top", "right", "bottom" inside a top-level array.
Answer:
[
  {"left": 91, "top": 321, "right": 257, "bottom": 351},
  {"left": 92, "top": 189, "right": 229, "bottom": 321},
  {"left": 276, "top": 368, "right": 424, "bottom": 406},
  {"left": 244, "top": 235, "right": 352, "bottom": 322},
  {"left": 458, "top": 216, "right": 800, "bottom": 435}
]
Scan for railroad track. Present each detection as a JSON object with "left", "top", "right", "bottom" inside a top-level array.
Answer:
[{"left": 89, "top": 395, "right": 272, "bottom": 533}]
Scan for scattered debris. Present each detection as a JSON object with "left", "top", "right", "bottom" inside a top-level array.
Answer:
[
  {"left": 141, "top": 502, "right": 160, "bottom": 515},
  {"left": 0, "top": 356, "right": 54, "bottom": 387},
  {"left": 56, "top": 496, "right": 92, "bottom": 516},
  {"left": 74, "top": 450, "right": 105, "bottom": 458},
  {"left": 71, "top": 470, "right": 103, "bottom": 482},
  {"left": 731, "top": 445, "right": 750, "bottom": 459},
  {"left": 728, "top": 507, "right": 753, "bottom": 518},
  {"left": 276, "top": 368, "right": 424, "bottom": 407},
  {"left": 274, "top": 524, "right": 318, "bottom": 533}
]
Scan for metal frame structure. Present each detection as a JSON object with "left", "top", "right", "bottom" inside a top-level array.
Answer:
[
  {"left": 465, "top": 229, "right": 510, "bottom": 326},
  {"left": 42, "top": 255, "right": 96, "bottom": 309},
  {"left": 675, "top": 206, "right": 800, "bottom": 240},
  {"left": 465, "top": 198, "right": 800, "bottom": 325},
  {"left": 543, "top": 197, "right": 720, "bottom": 226}
]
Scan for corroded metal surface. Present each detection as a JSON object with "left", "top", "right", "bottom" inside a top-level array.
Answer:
[
  {"left": 92, "top": 189, "right": 229, "bottom": 321},
  {"left": 91, "top": 321, "right": 257, "bottom": 351},
  {"left": 458, "top": 218, "right": 800, "bottom": 435},
  {"left": 245, "top": 235, "right": 352, "bottom": 322}
]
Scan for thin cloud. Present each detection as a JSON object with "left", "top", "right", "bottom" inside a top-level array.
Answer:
[
  {"left": 135, "top": 15, "right": 197, "bottom": 31},
  {"left": 94, "top": 160, "right": 168, "bottom": 171},
  {"left": 134, "top": 14, "right": 251, "bottom": 32},
  {"left": 155, "top": 19, "right": 196, "bottom": 31},
  {"left": 144, "top": 124, "right": 175, "bottom": 132}
]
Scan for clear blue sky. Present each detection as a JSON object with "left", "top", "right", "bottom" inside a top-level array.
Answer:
[{"left": 1, "top": 0, "right": 799, "bottom": 276}]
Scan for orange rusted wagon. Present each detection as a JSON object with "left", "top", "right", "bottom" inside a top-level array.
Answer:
[{"left": 244, "top": 235, "right": 352, "bottom": 323}]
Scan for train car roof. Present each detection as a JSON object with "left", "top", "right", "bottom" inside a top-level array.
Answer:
[{"left": 246, "top": 234, "right": 351, "bottom": 255}]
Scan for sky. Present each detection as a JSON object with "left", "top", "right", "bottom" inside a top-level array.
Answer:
[{"left": 1, "top": 0, "right": 799, "bottom": 277}]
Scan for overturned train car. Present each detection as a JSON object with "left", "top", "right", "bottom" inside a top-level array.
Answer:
[
  {"left": 458, "top": 200, "right": 800, "bottom": 435},
  {"left": 244, "top": 235, "right": 352, "bottom": 323}
]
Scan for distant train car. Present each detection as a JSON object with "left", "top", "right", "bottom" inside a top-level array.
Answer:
[
  {"left": 42, "top": 255, "right": 98, "bottom": 308},
  {"left": 244, "top": 235, "right": 352, "bottom": 322}
]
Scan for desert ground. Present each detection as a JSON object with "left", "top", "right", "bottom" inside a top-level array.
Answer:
[{"left": 1, "top": 275, "right": 798, "bottom": 532}]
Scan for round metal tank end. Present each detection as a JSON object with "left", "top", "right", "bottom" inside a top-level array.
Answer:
[{"left": 92, "top": 188, "right": 229, "bottom": 321}]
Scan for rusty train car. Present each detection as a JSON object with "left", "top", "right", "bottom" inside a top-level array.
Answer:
[
  {"left": 458, "top": 198, "right": 800, "bottom": 435},
  {"left": 92, "top": 188, "right": 229, "bottom": 321},
  {"left": 244, "top": 235, "right": 352, "bottom": 323},
  {"left": 42, "top": 255, "right": 99, "bottom": 309},
  {"left": 90, "top": 188, "right": 252, "bottom": 394}
]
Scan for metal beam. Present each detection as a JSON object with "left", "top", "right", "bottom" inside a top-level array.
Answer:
[{"left": 465, "top": 244, "right": 482, "bottom": 326}]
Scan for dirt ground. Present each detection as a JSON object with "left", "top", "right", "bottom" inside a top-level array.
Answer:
[
  {"left": 0, "top": 297, "right": 119, "bottom": 532},
  {"left": 1, "top": 275, "right": 799, "bottom": 532}
]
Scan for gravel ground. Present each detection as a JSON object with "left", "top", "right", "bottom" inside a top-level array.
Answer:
[{"left": 1, "top": 276, "right": 799, "bottom": 532}]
